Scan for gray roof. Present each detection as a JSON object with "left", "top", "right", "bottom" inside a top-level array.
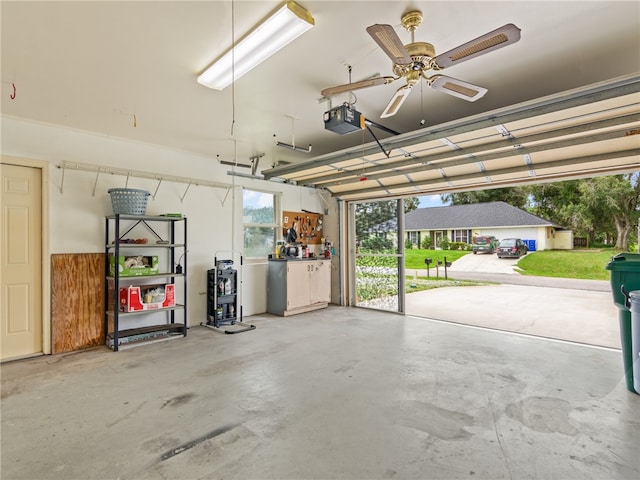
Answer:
[{"left": 405, "top": 202, "right": 561, "bottom": 230}]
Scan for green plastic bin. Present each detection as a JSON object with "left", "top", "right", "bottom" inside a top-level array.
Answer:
[{"left": 605, "top": 252, "right": 640, "bottom": 394}]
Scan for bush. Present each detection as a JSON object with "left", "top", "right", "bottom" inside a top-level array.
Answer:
[
  {"left": 449, "top": 241, "right": 471, "bottom": 251},
  {"left": 360, "top": 235, "right": 394, "bottom": 251},
  {"left": 405, "top": 238, "right": 413, "bottom": 250},
  {"left": 591, "top": 243, "right": 616, "bottom": 249},
  {"left": 421, "top": 236, "right": 432, "bottom": 249},
  {"left": 439, "top": 238, "right": 450, "bottom": 250}
]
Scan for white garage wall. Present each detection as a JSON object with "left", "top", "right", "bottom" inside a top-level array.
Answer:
[{"left": 1, "top": 116, "right": 339, "bottom": 321}]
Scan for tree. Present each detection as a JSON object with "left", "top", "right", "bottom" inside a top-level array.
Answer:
[
  {"left": 441, "top": 187, "right": 530, "bottom": 209},
  {"left": 528, "top": 181, "right": 602, "bottom": 243},
  {"left": 579, "top": 174, "right": 640, "bottom": 250},
  {"left": 354, "top": 197, "right": 419, "bottom": 235},
  {"left": 354, "top": 197, "right": 419, "bottom": 252},
  {"left": 403, "top": 196, "right": 420, "bottom": 213}
]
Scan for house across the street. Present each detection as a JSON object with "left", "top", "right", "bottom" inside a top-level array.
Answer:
[{"left": 405, "top": 201, "right": 571, "bottom": 251}]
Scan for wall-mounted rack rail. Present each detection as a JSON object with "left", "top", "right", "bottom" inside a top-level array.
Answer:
[{"left": 57, "top": 160, "right": 232, "bottom": 201}]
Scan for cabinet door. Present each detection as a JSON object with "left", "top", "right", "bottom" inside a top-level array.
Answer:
[
  {"left": 286, "top": 262, "right": 310, "bottom": 310},
  {"left": 309, "top": 260, "right": 331, "bottom": 304}
]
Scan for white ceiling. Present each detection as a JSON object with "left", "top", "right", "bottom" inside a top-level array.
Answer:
[{"left": 2, "top": 1, "right": 639, "bottom": 187}]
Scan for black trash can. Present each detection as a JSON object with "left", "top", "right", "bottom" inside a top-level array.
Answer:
[{"left": 605, "top": 253, "right": 640, "bottom": 394}]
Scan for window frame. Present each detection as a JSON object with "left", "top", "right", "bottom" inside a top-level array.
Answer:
[
  {"left": 407, "top": 231, "right": 419, "bottom": 246},
  {"left": 242, "top": 188, "right": 281, "bottom": 261},
  {"left": 452, "top": 229, "right": 470, "bottom": 243}
]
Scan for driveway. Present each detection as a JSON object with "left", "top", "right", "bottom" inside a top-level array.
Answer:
[
  {"left": 450, "top": 250, "right": 523, "bottom": 274},
  {"left": 405, "top": 284, "right": 619, "bottom": 348},
  {"left": 405, "top": 252, "right": 619, "bottom": 349}
]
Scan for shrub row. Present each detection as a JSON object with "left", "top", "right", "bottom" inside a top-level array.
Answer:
[{"left": 406, "top": 241, "right": 472, "bottom": 251}]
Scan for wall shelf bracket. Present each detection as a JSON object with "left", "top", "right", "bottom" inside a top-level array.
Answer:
[
  {"left": 180, "top": 182, "right": 192, "bottom": 203},
  {"left": 152, "top": 178, "right": 162, "bottom": 200},
  {"left": 221, "top": 187, "right": 232, "bottom": 207},
  {"left": 91, "top": 168, "right": 101, "bottom": 196}
]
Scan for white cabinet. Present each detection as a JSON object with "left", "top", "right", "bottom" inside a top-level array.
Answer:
[
  {"left": 308, "top": 260, "right": 331, "bottom": 304},
  {"left": 267, "top": 259, "right": 331, "bottom": 316}
]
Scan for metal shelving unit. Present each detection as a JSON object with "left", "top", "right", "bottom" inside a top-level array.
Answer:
[{"left": 105, "top": 214, "right": 187, "bottom": 351}]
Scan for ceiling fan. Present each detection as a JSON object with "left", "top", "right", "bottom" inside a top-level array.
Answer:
[{"left": 320, "top": 10, "right": 521, "bottom": 118}]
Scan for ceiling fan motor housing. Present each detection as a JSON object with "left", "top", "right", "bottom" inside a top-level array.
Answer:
[{"left": 392, "top": 42, "right": 435, "bottom": 76}]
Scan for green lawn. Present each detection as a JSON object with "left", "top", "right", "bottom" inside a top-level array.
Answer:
[
  {"left": 406, "top": 277, "right": 488, "bottom": 293},
  {"left": 405, "top": 249, "right": 469, "bottom": 270},
  {"left": 515, "top": 249, "right": 621, "bottom": 280},
  {"left": 404, "top": 247, "right": 625, "bottom": 280}
]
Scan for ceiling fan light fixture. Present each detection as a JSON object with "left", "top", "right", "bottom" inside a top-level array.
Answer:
[
  {"left": 198, "top": 1, "right": 314, "bottom": 90},
  {"left": 322, "top": 13, "right": 520, "bottom": 117}
]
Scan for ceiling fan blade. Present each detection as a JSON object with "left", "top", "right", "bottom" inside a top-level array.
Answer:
[
  {"left": 320, "top": 76, "right": 395, "bottom": 98},
  {"left": 366, "top": 24, "right": 413, "bottom": 65},
  {"left": 429, "top": 75, "right": 488, "bottom": 102},
  {"left": 433, "top": 23, "right": 521, "bottom": 69},
  {"left": 380, "top": 84, "right": 413, "bottom": 118}
]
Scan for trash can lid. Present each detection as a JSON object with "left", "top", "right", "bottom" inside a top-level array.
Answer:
[{"left": 605, "top": 252, "right": 640, "bottom": 271}]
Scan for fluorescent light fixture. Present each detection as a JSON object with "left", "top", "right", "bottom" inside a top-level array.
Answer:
[{"left": 198, "top": 1, "right": 314, "bottom": 90}]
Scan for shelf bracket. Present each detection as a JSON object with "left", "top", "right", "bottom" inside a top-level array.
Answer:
[
  {"left": 180, "top": 182, "right": 192, "bottom": 203},
  {"left": 152, "top": 178, "right": 162, "bottom": 200},
  {"left": 221, "top": 187, "right": 232, "bottom": 207},
  {"left": 91, "top": 168, "right": 101, "bottom": 197},
  {"left": 59, "top": 163, "right": 66, "bottom": 194}
]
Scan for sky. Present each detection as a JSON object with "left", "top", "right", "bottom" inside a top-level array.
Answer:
[{"left": 418, "top": 195, "right": 445, "bottom": 208}]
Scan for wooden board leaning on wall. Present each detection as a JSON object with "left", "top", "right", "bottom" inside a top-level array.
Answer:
[
  {"left": 282, "top": 211, "right": 324, "bottom": 245},
  {"left": 51, "top": 253, "right": 104, "bottom": 353}
]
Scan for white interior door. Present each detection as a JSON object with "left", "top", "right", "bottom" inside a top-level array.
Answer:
[{"left": 1, "top": 163, "right": 43, "bottom": 360}]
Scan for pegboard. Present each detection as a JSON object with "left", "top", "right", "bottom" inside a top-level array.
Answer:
[{"left": 282, "top": 210, "right": 323, "bottom": 245}]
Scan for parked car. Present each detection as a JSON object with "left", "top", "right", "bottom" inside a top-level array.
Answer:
[
  {"left": 472, "top": 236, "right": 498, "bottom": 254},
  {"left": 497, "top": 238, "right": 528, "bottom": 258}
]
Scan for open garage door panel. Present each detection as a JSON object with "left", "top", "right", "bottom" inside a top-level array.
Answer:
[{"left": 263, "top": 75, "right": 640, "bottom": 201}]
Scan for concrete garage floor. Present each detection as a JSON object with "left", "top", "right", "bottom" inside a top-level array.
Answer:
[{"left": 2, "top": 307, "right": 639, "bottom": 480}]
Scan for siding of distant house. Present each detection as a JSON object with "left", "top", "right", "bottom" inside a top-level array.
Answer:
[{"left": 405, "top": 202, "right": 569, "bottom": 251}]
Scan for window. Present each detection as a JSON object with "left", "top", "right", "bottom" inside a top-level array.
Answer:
[
  {"left": 407, "top": 231, "right": 419, "bottom": 245},
  {"left": 243, "top": 189, "right": 279, "bottom": 259},
  {"left": 452, "top": 229, "right": 470, "bottom": 243}
]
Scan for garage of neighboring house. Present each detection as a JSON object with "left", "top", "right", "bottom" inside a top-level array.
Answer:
[{"left": 404, "top": 201, "right": 570, "bottom": 251}]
